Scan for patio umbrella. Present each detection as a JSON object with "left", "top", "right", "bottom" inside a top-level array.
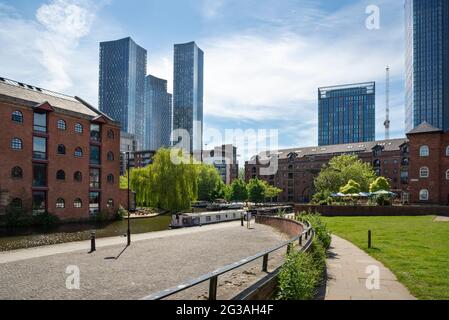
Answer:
[{"left": 372, "top": 190, "right": 396, "bottom": 196}]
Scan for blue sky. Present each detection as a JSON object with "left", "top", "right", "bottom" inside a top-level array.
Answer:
[{"left": 0, "top": 0, "right": 407, "bottom": 159}]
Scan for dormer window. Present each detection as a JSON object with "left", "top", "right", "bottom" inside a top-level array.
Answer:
[{"left": 90, "top": 123, "right": 101, "bottom": 142}]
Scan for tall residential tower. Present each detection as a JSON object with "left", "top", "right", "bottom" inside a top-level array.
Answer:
[
  {"left": 405, "top": 0, "right": 449, "bottom": 132},
  {"left": 173, "top": 41, "right": 204, "bottom": 153},
  {"left": 99, "top": 37, "right": 147, "bottom": 150},
  {"left": 144, "top": 75, "right": 173, "bottom": 150},
  {"left": 318, "top": 82, "right": 376, "bottom": 146}
]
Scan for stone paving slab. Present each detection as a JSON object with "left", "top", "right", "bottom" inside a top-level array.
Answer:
[
  {"left": 0, "top": 221, "right": 289, "bottom": 300},
  {"left": 325, "top": 235, "right": 416, "bottom": 300}
]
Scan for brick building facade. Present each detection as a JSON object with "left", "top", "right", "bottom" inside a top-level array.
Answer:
[
  {"left": 246, "top": 125, "right": 449, "bottom": 206},
  {"left": 0, "top": 78, "right": 121, "bottom": 221},
  {"left": 407, "top": 122, "right": 449, "bottom": 205},
  {"left": 245, "top": 138, "right": 411, "bottom": 203}
]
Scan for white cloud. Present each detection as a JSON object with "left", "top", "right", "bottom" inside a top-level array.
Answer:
[
  {"left": 0, "top": 0, "right": 116, "bottom": 104},
  {"left": 36, "top": 0, "right": 94, "bottom": 38},
  {"left": 199, "top": 0, "right": 406, "bottom": 147},
  {"left": 201, "top": 0, "right": 225, "bottom": 19}
]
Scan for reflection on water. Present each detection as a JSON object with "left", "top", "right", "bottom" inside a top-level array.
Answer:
[{"left": 0, "top": 215, "right": 171, "bottom": 252}]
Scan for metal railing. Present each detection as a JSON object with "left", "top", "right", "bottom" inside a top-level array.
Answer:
[{"left": 141, "top": 218, "right": 314, "bottom": 300}]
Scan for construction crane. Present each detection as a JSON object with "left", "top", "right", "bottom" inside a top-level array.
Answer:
[{"left": 384, "top": 66, "right": 391, "bottom": 140}]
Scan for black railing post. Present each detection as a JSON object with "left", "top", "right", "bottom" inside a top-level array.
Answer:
[
  {"left": 262, "top": 254, "right": 269, "bottom": 272},
  {"left": 299, "top": 235, "right": 302, "bottom": 246},
  {"left": 90, "top": 231, "right": 96, "bottom": 253},
  {"left": 305, "top": 231, "right": 308, "bottom": 240},
  {"left": 286, "top": 243, "right": 292, "bottom": 255},
  {"left": 368, "top": 230, "right": 372, "bottom": 249},
  {"left": 209, "top": 276, "right": 218, "bottom": 300}
]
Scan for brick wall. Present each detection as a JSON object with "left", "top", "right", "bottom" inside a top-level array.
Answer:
[{"left": 0, "top": 98, "right": 121, "bottom": 222}]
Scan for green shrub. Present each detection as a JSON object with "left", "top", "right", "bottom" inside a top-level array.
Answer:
[
  {"left": 116, "top": 206, "right": 127, "bottom": 220},
  {"left": 32, "top": 212, "right": 60, "bottom": 226},
  {"left": 4, "top": 205, "right": 32, "bottom": 227},
  {"left": 277, "top": 250, "right": 318, "bottom": 300},
  {"left": 90, "top": 211, "right": 110, "bottom": 222},
  {"left": 296, "top": 212, "right": 332, "bottom": 249}
]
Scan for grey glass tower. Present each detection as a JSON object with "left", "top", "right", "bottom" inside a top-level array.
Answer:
[
  {"left": 173, "top": 41, "right": 204, "bottom": 153},
  {"left": 99, "top": 37, "right": 147, "bottom": 150},
  {"left": 144, "top": 75, "right": 173, "bottom": 150},
  {"left": 405, "top": 0, "right": 449, "bottom": 133},
  {"left": 318, "top": 82, "right": 376, "bottom": 146}
]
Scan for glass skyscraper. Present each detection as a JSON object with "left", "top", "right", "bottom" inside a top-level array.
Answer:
[
  {"left": 405, "top": 0, "right": 449, "bottom": 133},
  {"left": 318, "top": 82, "right": 376, "bottom": 146},
  {"left": 98, "top": 37, "right": 147, "bottom": 150},
  {"left": 173, "top": 41, "right": 204, "bottom": 153},
  {"left": 144, "top": 75, "right": 173, "bottom": 150}
]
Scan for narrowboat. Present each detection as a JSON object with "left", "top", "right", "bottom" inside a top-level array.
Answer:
[{"left": 169, "top": 209, "right": 246, "bottom": 229}]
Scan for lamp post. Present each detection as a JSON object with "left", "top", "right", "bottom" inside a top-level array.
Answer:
[
  {"left": 127, "top": 151, "right": 131, "bottom": 246},
  {"left": 124, "top": 151, "right": 131, "bottom": 246}
]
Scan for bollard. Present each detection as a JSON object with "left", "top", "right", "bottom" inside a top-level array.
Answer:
[
  {"left": 368, "top": 230, "right": 372, "bottom": 249},
  {"left": 90, "top": 231, "right": 96, "bottom": 252},
  {"left": 241, "top": 215, "right": 244, "bottom": 227}
]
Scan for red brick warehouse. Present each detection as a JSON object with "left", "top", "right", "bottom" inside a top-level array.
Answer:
[
  {"left": 0, "top": 77, "right": 121, "bottom": 222},
  {"left": 246, "top": 123, "right": 449, "bottom": 206}
]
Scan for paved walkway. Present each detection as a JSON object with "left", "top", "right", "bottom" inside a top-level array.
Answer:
[
  {"left": 0, "top": 221, "right": 289, "bottom": 300},
  {"left": 325, "top": 235, "right": 416, "bottom": 300}
]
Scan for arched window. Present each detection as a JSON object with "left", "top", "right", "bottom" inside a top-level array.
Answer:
[
  {"left": 74, "top": 171, "right": 82, "bottom": 182},
  {"left": 11, "top": 137, "right": 23, "bottom": 150},
  {"left": 75, "top": 123, "right": 83, "bottom": 134},
  {"left": 419, "top": 189, "right": 429, "bottom": 201},
  {"left": 74, "top": 198, "right": 82, "bottom": 208},
  {"left": 420, "top": 145, "right": 429, "bottom": 157},
  {"left": 57, "top": 119, "right": 66, "bottom": 130},
  {"left": 57, "top": 144, "right": 66, "bottom": 155},
  {"left": 107, "top": 129, "right": 114, "bottom": 139},
  {"left": 107, "top": 199, "right": 114, "bottom": 208},
  {"left": 401, "top": 158, "right": 409, "bottom": 166},
  {"left": 446, "top": 170, "right": 449, "bottom": 180},
  {"left": 107, "top": 174, "right": 114, "bottom": 184},
  {"left": 419, "top": 167, "right": 429, "bottom": 178},
  {"left": 107, "top": 151, "right": 114, "bottom": 161},
  {"left": 373, "top": 159, "right": 381, "bottom": 167},
  {"left": 74, "top": 147, "right": 83, "bottom": 157},
  {"left": 56, "top": 198, "right": 65, "bottom": 208},
  {"left": 12, "top": 111, "right": 23, "bottom": 123},
  {"left": 11, "top": 166, "right": 23, "bottom": 179},
  {"left": 56, "top": 170, "right": 66, "bottom": 180},
  {"left": 10, "top": 198, "right": 23, "bottom": 209}
]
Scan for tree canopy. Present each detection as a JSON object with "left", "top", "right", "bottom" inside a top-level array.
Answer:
[
  {"left": 126, "top": 148, "right": 198, "bottom": 213},
  {"left": 339, "top": 179, "right": 361, "bottom": 194},
  {"left": 369, "top": 176, "right": 391, "bottom": 193},
  {"left": 227, "top": 178, "right": 248, "bottom": 202},
  {"left": 197, "top": 163, "right": 226, "bottom": 202},
  {"left": 247, "top": 179, "right": 266, "bottom": 203},
  {"left": 314, "top": 155, "right": 376, "bottom": 194}
]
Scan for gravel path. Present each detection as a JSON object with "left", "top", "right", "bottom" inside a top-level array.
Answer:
[{"left": 0, "top": 221, "right": 289, "bottom": 300}]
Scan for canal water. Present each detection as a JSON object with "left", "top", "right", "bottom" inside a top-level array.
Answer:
[{"left": 0, "top": 215, "right": 171, "bottom": 252}]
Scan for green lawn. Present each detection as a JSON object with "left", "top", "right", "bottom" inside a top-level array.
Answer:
[{"left": 322, "top": 215, "right": 449, "bottom": 300}]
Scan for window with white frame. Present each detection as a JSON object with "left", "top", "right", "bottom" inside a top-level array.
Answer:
[
  {"left": 420, "top": 167, "right": 429, "bottom": 178},
  {"left": 446, "top": 170, "right": 449, "bottom": 180},
  {"left": 419, "top": 189, "right": 429, "bottom": 201},
  {"left": 419, "top": 145, "right": 429, "bottom": 157}
]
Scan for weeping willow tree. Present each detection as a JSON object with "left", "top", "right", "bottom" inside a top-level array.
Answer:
[{"left": 125, "top": 148, "right": 198, "bottom": 213}]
